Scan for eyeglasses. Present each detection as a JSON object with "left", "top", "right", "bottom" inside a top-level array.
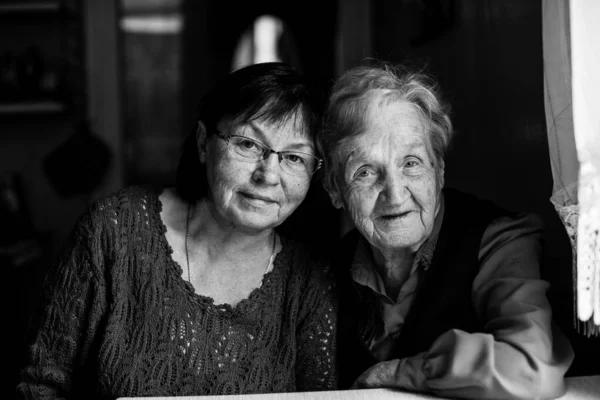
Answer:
[{"left": 215, "top": 131, "right": 323, "bottom": 176}]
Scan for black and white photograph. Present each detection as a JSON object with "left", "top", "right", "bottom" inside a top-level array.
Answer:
[{"left": 2, "top": 1, "right": 599, "bottom": 399}]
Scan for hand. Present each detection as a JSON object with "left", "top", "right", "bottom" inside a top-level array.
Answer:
[
  {"left": 350, "top": 354, "right": 427, "bottom": 391},
  {"left": 351, "top": 360, "right": 398, "bottom": 389}
]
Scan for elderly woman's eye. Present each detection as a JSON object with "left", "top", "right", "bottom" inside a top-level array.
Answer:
[
  {"left": 353, "top": 167, "right": 376, "bottom": 181},
  {"left": 404, "top": 158, "right": 422, "bottom": 168}
]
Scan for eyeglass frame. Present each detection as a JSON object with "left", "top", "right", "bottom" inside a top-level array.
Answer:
[{"left": 214, "top": 131, "right": 323, "bottom": 175}]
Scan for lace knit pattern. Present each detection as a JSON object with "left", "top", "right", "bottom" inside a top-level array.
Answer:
[{"left": 17, "top": 186, "right": 337, "bottom": 399}]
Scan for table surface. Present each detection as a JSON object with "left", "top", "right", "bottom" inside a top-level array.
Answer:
[{"left": 118, "top": 375, "right": 600, "bottom": 400}]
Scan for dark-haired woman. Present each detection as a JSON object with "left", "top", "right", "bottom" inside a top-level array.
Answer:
[{"left": 17, "top": 62, "right": 336, "bottom": 399}]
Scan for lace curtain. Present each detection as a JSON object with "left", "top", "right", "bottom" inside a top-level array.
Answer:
[{"left": 543, "top": 0, "right": 599, "bottom": 337}]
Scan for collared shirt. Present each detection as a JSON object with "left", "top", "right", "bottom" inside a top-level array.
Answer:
[{"left": 350, "top": 200, "right": 442, "bottom": 360}]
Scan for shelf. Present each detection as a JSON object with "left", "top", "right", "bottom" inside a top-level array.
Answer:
[
  {"left": 0, "top": 0, "right": 83, "bottom": 117},
  {"left": 0, "top": 1, "right": 62, "bottom": 14},
  {"left": 0, "top": 100, "right": 66, "bottom": 114}
]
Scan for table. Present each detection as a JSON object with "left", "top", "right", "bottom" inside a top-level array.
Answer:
[
  {"left": 118, "top": 375, "right": 599, "bottom": 400},
  {"left": 560, "top": 376, "right": 600, "bottom": 400}
]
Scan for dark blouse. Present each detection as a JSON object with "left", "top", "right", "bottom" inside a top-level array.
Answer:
[{"left": 335, "top": 188, "right": 574, "bottom": 399}]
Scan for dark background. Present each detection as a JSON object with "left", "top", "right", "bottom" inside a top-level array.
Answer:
[{"left": 2, "top": 0, "right": 597, "bottom": 398}]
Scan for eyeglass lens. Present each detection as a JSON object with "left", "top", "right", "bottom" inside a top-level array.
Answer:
[{"left": 226, "top": 135, "right": 319, "bottom": 174}]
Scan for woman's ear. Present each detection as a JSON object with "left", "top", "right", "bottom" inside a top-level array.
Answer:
[
  {"left": 325, "top": 183, "right": 344, "bottom": 209},
  {"left": 196, "top": 121, "right": 208, "bottom": 163},
  {"left": 329, "top": 192, "right": 344, "bottom": 209},
  {"left": 437, "top": 159, "right": 445, "bottom": 190}
]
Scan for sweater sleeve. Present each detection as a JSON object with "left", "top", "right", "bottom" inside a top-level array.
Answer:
[
  {"left": 353, "top": 213, "right": 574, "bottom": 399},
  {"left": 295, "top": 256, "right": 338, "bottom": 391},
  {"left": 16, "top": 205, "right": 109, "bottom": 400}
]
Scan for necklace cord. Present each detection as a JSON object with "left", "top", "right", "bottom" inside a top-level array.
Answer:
[
  {"left": 184, "top": 203, "right": 277, "bottom": 283},
  {"left": 185, "top": 203, "right": 191, "bottom": 282}
]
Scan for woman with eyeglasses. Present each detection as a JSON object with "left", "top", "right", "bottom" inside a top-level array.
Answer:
[{"left": 17, "top": 62, "right": 337, "bottom": 399}]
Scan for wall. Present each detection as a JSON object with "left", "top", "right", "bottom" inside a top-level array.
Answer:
[
  {"left": 4, "top": 2, "right": 122, "bottom": 395},
  {"left": 372, "top": 0, "right": 551, "bottom": 212},
  {"left": 0, "top": 1, "right": 90, "bottom": 262},
  {"left": 85, "top": 0, "right": 123, "bottom": 201},
  {"left": 1, "top": 0, "right": 121, "bottom": 261}
]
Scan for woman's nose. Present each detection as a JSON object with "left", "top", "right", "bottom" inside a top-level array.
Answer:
[
  {"left": 252, "top": 153, "right": 281, "bottom": 185},
  {"left": 379, "top": 172, "right": 408, "bottom": 204}
]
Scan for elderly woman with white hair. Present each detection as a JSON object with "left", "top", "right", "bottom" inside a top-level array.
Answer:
[{"left": 320, "top": 61, "right": 574, "bottom": 399}]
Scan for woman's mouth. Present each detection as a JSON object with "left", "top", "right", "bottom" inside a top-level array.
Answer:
[
  {"left": 379, "top": 211, "right": 412, "bottom": 221},
  {"left": 240, "top": 192, "right": 277, "bottom": 205}
]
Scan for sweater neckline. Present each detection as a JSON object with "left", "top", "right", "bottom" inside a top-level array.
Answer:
[{"left": 148, "top": 185, "right": 287, "bottom": 316}]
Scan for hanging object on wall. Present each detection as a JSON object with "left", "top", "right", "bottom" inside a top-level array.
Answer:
[{"left": 42, "top": 120, "right": 112, "bottom": 197}]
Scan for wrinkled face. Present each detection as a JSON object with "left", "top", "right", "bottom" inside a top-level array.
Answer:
[
  {"left": 334, "top": 100, "right": 443, "bottom": 253},
  {"left": 202, "top": 114, "right": 314, "bottom": 234}
]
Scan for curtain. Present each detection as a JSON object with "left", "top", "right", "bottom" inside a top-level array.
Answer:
[{"left": 543, "top": 0, "right": 599, "bottom": 337}]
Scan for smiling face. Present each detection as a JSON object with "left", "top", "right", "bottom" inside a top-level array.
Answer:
[
  {"left": 333, "top": 98, "right": 444, "bottom": 254},
  {"left": 201, "top": 113, "right": 314, "bottom": 234}
]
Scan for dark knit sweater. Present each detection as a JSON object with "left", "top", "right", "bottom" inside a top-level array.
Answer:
[{"left": 17, "top": 186, "right": 337, "bottom": 399}]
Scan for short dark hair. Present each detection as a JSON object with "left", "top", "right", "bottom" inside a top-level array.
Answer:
[{"left": 176, "top": 62, "right": 323, "bottom": 203}]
